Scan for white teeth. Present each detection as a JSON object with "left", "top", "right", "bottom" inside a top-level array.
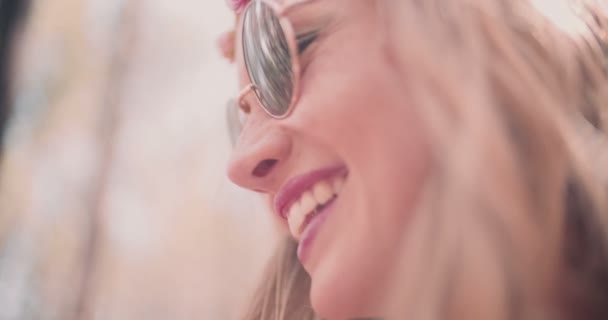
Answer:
[
  {"left": 285, "top": 175, "right": 346, "bottom": 240},
  {"left": 312, "top": 181, "right": 333, "bottom": 205},
  {"left": 332, "top": 176, "right": 345, "bottom": 193},
  {"left": 288, "top": 201, "right": 305, "bottom": 238},
  {"left": 299, "top": 191, "right": 317, "bottom": 218}
]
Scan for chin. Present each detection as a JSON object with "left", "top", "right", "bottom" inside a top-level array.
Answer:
[
  {"left": 308, "top": 261, "right": 385, "bottom": 320},
  {"left": 310, "top": 289, "right": 357, "bottom": 320}
]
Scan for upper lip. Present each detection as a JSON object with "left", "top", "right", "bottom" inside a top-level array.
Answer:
[{"left": 274, "top": 165, "right": 347, "bottom": 220}]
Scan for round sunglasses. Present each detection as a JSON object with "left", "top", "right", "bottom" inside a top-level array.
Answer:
[{"left": 236, "top": 0, "right": 319, "bottom": 120}]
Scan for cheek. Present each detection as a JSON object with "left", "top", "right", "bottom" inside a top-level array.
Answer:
[
  {"left": 302, "top": 61, "right": 432, "bottom": 317},
  {"left": 297, "top": 40, "right": 432, "bottom": 238},
  {"left": 303, "top": 55, "right": 431, "bottom": 218}
]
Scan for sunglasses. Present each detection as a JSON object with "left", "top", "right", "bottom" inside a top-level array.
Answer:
[{"left": 234, "top": 0, "right": 320, "bottom": 124}]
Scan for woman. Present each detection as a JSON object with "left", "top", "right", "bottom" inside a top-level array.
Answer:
[{"left": 221, "top": 0, "right": 608, "bottom": 319}]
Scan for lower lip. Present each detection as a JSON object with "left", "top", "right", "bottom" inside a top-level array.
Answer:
[{"left": 297, "top": 197, "right": 337, "bottom": 264}]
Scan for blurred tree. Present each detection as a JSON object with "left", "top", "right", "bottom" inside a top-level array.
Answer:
[{"left": 0, "top": 1, "right": 272, "bottom": 319}]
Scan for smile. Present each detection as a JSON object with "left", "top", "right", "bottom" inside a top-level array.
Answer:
[
  {"left": 274, "top": 166, "right": 347, "bottom": 240},
  {"left": 287, "top": 174, "right": 344, "bottom": 239}
]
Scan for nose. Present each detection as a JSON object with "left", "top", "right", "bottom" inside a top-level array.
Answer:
[{"left": 227, "top": 114, "right": 292, "bottom": 193}]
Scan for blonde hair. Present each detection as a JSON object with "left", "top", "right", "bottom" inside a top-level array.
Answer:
[{"left": 242, "top": 1, "right": 608, "bottom": 319}]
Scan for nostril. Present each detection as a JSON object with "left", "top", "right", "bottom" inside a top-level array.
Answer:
[{"left": 252, "top": 159, "right": 278, "bottom": 178}]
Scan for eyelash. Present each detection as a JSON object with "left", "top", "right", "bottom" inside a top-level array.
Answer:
[{"left": 297, "top": 31, "right": 319, "bottom": 54}]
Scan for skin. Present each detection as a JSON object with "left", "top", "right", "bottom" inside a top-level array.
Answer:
[{"left": 228, "top": 1, "right": 432, "bottom": 318}]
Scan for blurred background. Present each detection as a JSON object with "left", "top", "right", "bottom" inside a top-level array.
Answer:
[{"left": 0, "top": 0, "right": 277, "bottom": 319}]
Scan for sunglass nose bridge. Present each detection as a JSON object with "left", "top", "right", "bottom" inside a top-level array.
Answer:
[{"left": 238, "top": 83, "right": 257, "bottom": 112}]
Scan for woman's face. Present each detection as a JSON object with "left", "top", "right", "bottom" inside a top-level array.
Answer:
[{"left": 228, "top": 1, "right": 431, "bottom": 318}]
